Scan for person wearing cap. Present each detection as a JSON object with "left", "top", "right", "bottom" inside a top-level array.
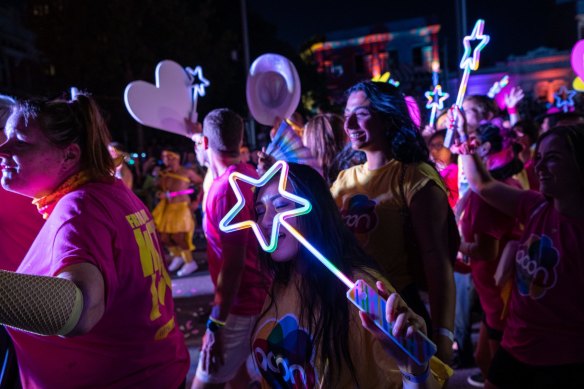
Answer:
[
  {"left": 152, "top": 148, "right": 203, "bottom": 277},
  {"left": 191, "top": 108, "right": 271, "bottom": 389}
]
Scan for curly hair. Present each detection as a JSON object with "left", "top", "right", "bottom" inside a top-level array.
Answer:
[{"left": 345, "top": 81, "right": 430, "bottom": 164}]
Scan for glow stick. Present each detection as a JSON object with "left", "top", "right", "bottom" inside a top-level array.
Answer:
[
  {"left": 185, "top": 66, "right": 210, "bottom": 122},
  {"left": 487, "top": 75, "right": 509, "bottom": 98},
  {"left": 424, "top": 84, "right": 449, "bottom": 128},
  {"left": 219, "top": 161, "right": 437, "bottom": 365},
  {"left": 445, "top": 19, "right": 490, "bottom": 147}
]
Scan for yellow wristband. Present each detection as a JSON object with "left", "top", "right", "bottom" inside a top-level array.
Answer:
[{"left": 208, "top": 316, "right": 226, "bottom": 327}]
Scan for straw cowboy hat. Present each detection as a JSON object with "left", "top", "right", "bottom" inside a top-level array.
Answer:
[{"left": 246, "top": 53, "right": 301, "bottom": 126}]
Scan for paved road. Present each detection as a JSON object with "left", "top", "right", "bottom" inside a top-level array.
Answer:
[{"left": 172, "top": 247, "right": 481, "bottom": 388}]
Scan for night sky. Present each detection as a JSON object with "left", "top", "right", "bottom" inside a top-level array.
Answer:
[{"left": 248, "top": 0, "right": 576, "bottom": 66}]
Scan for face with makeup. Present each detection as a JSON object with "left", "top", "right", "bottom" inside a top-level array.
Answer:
[{"left": 255, "top": 179, "right": 300, "bottom": 262}]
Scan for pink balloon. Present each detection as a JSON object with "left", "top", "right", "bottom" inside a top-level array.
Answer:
[{"left": 570, "top": 40, "right": 584, "bottom": 80}]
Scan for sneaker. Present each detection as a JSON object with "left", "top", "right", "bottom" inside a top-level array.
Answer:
[
  {"left": 467, "top": 372, "right": 485, "bottom": 388},
  {"left": 167, "top": 256, "right": 184, "bottom": 272},
  {"left": 177, "top": 261, "right": 199, "bottom": 277}
]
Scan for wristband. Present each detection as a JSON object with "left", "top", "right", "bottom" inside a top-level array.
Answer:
[
  {"left": 208, "top": 316, "right": 226, "bottom": 326},
  {"left": 507, "top": 106, "right": 518, "bottom": 115},
  {"left": 206, "top": 317, "right": 226, "bottom": 333},
  {"left": 401, "top": 364, "right": 430, "bottom": 384},
  {"left": 434, "top": 327, "right": 455, "bottom": 342}
]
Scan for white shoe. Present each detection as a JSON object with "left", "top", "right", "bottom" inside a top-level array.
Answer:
[
  {"left": 177, "top": 261, "right": 199, "bottom": 277},
  {"left": 168, "top": 256, "right": 184, "bottom": 272}
]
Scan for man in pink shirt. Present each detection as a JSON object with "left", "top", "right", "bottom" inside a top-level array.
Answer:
[{"left": 192, "top": 109, "right": 271, "bottom": 389}]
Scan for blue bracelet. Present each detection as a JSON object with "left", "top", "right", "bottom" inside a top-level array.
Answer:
[
  {"left": 435, "top": 327, "right": 455, "bottom": 342},
  {"left": 401, "top": 364, "right": 430, "bottom": 384}
]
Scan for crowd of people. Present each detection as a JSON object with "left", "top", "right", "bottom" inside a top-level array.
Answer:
[{"left": 1, "top": 66, "right": 583, "bottom": 389}]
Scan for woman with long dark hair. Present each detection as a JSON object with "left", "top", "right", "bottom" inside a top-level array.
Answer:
[
  {"left": 330, "top": 81, "right": 456, "bottom": 362},
  {"left": 252, "top": 162, "right": 450, "bottom": 387}
]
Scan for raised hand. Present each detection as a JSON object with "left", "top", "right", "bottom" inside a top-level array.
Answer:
[{"left": 505, "top": 86, "right": 525, "bottom": 109}]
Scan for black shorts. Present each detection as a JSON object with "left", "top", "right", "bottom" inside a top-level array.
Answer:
[{"left": 488, "top": 347, "right": 583, "bottom": 389}]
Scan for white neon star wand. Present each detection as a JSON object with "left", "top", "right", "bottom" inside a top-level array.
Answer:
[
  {"left": 219, "top": 161, "right": 437, "bottom": 366},
  {"left": 425, "top": 85, "right": 449, "bottom": 128},
  {"left": 445, "top": 19, "right": 490, "bottom": 147},
  {"left": 186, "top": 66, "right": 210, "bottom": 123}
]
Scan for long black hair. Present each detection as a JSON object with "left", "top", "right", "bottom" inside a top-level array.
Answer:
[
  {"left": 255, "top": 163, "right": 380, "bottom": 385},
  {"left": 346, "top": 81, "right": 430, "bottom": 164}
]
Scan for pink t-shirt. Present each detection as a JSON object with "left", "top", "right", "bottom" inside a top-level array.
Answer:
[
  {"left": 459, "top": 178, "right": 521, "bottom": 331},
  {"left": 0, "top": 187, "right": 44, "bottom": 271},
  {"left": 439, "top": 162, "right": 459, "bottom": 209},
  {"left": 8, "top": 179, "right": 189, "bottom": 389},
  {"left": 502, "top": 190, "right": 584, "bottom": 365},
  {"left": 205, "top": 163, "right": 270, "bottom": 316}
]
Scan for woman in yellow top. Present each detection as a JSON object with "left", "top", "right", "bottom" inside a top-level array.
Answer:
[
  {"left": 330, "top": 81, "right": 455, "bottom": 362},
  {"left": 251, "top": 163, "right": 450, "bottom": 388}
]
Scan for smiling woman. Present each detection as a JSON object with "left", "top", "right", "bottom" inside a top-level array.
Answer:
[
  {"left": 452, "top": 106, "right": 584, "bottom": 387},
  {"left": 331, "top": 80, "right": 457, "bottom": 362},
  {"left": 0, "top": 94, "right": 189, "bottom": 389}
]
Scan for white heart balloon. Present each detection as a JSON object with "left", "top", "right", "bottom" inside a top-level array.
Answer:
[{"left": 124, "top": 60, "right": 194, "bottom": 137}]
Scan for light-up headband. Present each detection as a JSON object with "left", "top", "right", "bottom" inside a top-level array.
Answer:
[{"left": 445, "top": 19, "right": 490, "bottom": 147}]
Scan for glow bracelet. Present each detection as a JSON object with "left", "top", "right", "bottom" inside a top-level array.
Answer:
[
  {"left": 166, "top": 188, "right": 195, "bottom": 198},
  {"left": 445, "top": 19, "right": 490, "bottom": 147}
]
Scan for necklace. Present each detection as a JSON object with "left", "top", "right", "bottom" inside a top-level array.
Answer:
[{"left": 32, "top": 171, "right": 91, "bottom": 219}]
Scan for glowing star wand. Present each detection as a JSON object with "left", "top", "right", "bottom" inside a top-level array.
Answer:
[
  {"left": 487, "top": 75, "right": 509, "bottom": 98},
  {"left": 425, "top": 85, "right": 449, "bottom": 128},
  {"left": 185, "top": 66, "right": 210, "bottom": 123},
  {"left": 445, "top": 19, "right": 490, "bottom": 147},
  {"left": 219, "top": 161, "right": 437, "bottom": 366}
]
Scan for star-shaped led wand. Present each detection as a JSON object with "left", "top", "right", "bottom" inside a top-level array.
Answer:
[
  {"left": 185, "top": 66, "right": 210, "bottom": 122},
  {"left": 445, "top": 19, "right": 490, "bottom": 147},
  {"left": 554, "top": 86, "right": 577, "bottom": 113},
  {"left": 425, "top": 85, "right": 449, "bottom": 128},
  {"left": 219, "top": 160, "right": 437, "bottom": 366}
]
